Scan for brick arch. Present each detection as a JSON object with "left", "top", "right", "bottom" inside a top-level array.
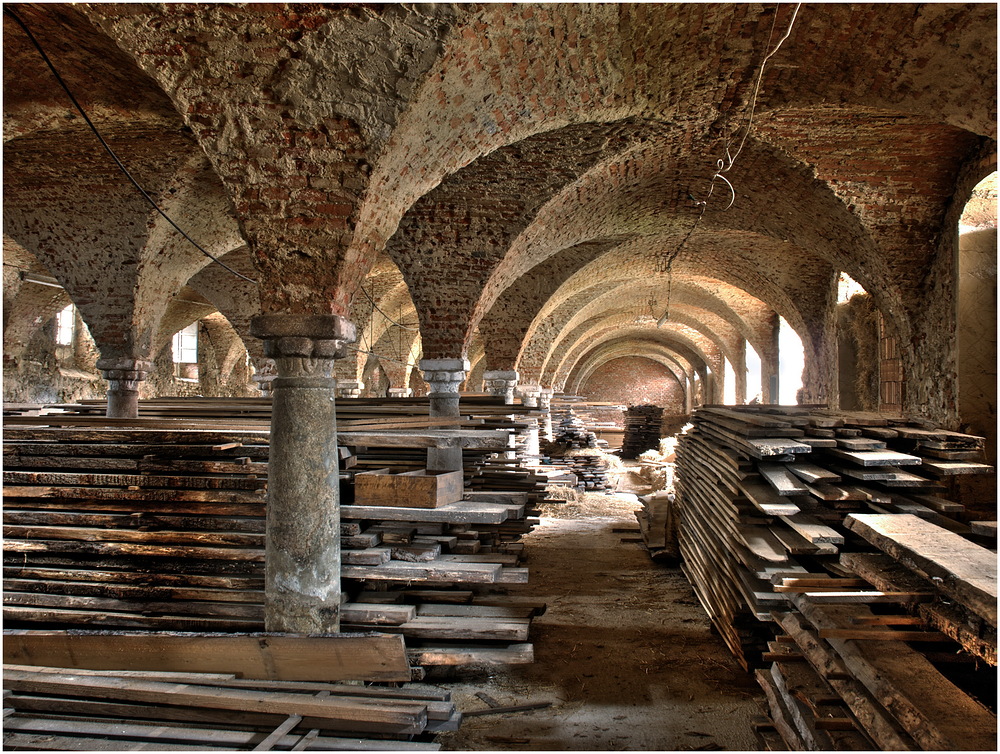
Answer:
[
  {"left": 344, "top": 268, "right": 419, "bottom": 385},
  {"left": 575, "top": 353, "right": 688, "bottom": 402},
  {"left": 384, "top": 118, "right": 671, "bottom": 360},
  {"left": 368, "top": 3, "right": 994, "bottom": 302},
  {"left": 482, "top": 133, "right": 861, "bottom": 328},
  {"left": 2, "top": 282, "right": 71, "bottom": 368},
  {"left": 551, "top": 321, "right": 721, "bottom": 394},
  {"left": 3, "top": 4, "right": 188, "bottom": 143},
  {"left": 4, "top": 130, "right": 241, "bottom": 364},
  {"left": 186, "top": 247, "right": 263, "bottom": 362},
  {"left": 518, "top": 274, "right": 770, "bottom": 391},
  {"left": 559, "top": 333, "right": 713, "bottom": 398},
  {"left": 539, "top": 290, "right": 740, "bottom": 387}
]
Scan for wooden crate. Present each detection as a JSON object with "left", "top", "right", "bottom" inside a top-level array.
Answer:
[{"left": 354, "top": 468, "right": 464, "bottom": 508}]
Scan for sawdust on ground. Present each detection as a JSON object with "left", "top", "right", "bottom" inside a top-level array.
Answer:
[{"left": 432, "top": 483, "right": 764, "bottom": 752}]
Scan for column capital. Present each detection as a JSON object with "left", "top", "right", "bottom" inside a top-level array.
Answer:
[
  {"left": 420, "top": 358, "right": 469, "bottom": 396},
  {"left": 516, "top": 383, "right": 541, "bottom": 407},
  {"left": 251, "top": 314, "right": 356, "bottom": 360},
  {"left": 336, "top": 379, "right": 364, "bottom": 398},
  {"left": 483, "top": 370, "right": 519, "bottom": 404},
  {"left": 96, "top": 358, "right": 152, "bottom": 385},
  {"left": 483, "top": 369, "right": 519, "bottom": 382}
]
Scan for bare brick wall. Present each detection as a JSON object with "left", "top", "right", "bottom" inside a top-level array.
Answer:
[{"left": 580, "top": 357, "right": 685, "bottom": 412}]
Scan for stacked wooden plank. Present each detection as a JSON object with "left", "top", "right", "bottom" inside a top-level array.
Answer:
[
  {"left": 3, "top": 665, "right": 456, "bottom": 750},
  {"left": 620, "top": 405, "right": 664, "bottom": 459},
  {"left": 3, "top": 411, "right": 540, "bottom": 671},
  {"left": 3, "top": 426, "right": 271, "bottom": 633},
  {"left": 552, "top": 409, "right": 601, "bottom": 449},
  {"left": 674, "top": 405, "right": 997, "bottom": 750}
]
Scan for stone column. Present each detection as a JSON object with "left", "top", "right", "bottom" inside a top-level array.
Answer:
[
  {"left": 420, "top": 358, "right": 469, "bottom": 471},
  {"left": 734, "top": 342, "right": 748, "bottom": 405},
  {"left": 483, "top": 369, "right": 519, "bottom": 404},
  {"left": 251, "top": 357, "right": 277, "bottom": 396},
  {"left": 762, "top": 313, "right": 781, "bottom": 404},
  {"left": 336, "top": 380, "right": 364, "bottom": 399},
  {"left": 97, "top": 358, "right": 151, "bottom": 418},
  {"left": 517, "top": 384, "right": 541, "bottom": 408},
  {"left": 538, "top": 387, "right": 554, "bottom": 441},
  {"left": 250, "top": 313, "right": 355, "bottom": 634},
  {"left": 388, "top": 387, "right": 412, "bottom": 398}
]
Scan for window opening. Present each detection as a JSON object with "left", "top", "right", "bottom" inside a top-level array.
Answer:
[
  {"left": 173, "top": 322, "right": 199, "bottom": 364},
  {"left": 723, "top": 357, "right": 737, "bottom": 405},
  {"left": 745, "top": 342, "right": 762, "bottom": 403},
  {"left": 55, "top": 304, "right": 74, "bottom": 346},
  {"left": 837, "top": 271, "right": 867, "bottom": 303},
  {"left": 778, "top": 316, "right": 804, "bottom": 405}
]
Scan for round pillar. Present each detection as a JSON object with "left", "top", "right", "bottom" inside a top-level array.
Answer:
[
  {"left": 420, "top": 358, "right": 469, "bottom": 471},
  {"left": 251, "top": 314, "right": 355, "bottom": 634},
  {"left": 97, "top": 358, "right": 151, "bottom": 418}
]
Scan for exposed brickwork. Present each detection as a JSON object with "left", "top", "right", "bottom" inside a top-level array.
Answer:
[
  {"left": 581, "top": 357, "right": 687, "bottom": 412},
  {"left": 2, "top": 3, "right": 995, "bottom": 429}
]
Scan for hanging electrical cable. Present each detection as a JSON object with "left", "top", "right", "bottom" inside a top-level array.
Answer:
[
  {"left": 4, "top": 6, "right": 258, "bottom": 286},
  {"left": 355, "top": 284, "right": 420, "bottom": 332},
  {"left": 656, "top": 2, "right": 801, "bottom": 327}
]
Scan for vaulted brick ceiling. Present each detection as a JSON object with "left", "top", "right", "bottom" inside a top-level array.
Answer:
[{"left": 3, "top": 2, "right": 995, "bottom": 415}]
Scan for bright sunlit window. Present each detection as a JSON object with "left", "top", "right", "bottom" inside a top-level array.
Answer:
[
  {"left": 55, "top": 304, "right": 74, "bottom": 346},
  {"left": 778, "top": 316, "right": 804, "bottom": 405},
  {"left": 172, "top": 322, "right": 199, "bottom": 364},
  {"left": 745, "top": 342, "right": 762, "bottom": 403},
  {"left": 723, "top": 357, "right": 736, "bottom": 405},
  {"left": 837, "top": 271, "right": 868, "bottom": 303}
]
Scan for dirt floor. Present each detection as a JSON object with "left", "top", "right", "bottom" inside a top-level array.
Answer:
[{"left": 433, "top": 483, "right": 765, "bottom": 751}]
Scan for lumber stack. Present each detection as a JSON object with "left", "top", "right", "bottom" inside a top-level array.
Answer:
[
  {"left": 3, "top": 426, "right": 272, "bottom": 633},
  {"left": 3, "top": 665, "right": 456, "bottom": 750},
  {"left": 674, "top": 405, "right": 997, "bottom": 750},
  {"left": 3, "top": 416, "right": 539, "bottom": 670},
  {"left": 620, "top": 404, "right": 664, "bottom": 459},
  {"left": 552, "top": 409, "right": 600, "bottom": 449}
]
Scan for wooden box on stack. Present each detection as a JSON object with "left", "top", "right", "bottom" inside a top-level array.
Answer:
[
  {"left": 674, "top": 405, "right": 996, "bottom": 751},
  {"left": 354, "top": 469, "right": 464, "bottom": 508}
]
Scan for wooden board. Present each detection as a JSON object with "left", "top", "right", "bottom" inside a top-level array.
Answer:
[
  {"left": 406, "top": 643, "right": 534, "bottom": 666},
  {"left": 3, "top": 631, "right": 411, "bottom": 682},
  {"left": 786, "top": 463, "right": 842, "bottom": 485},
  {"left": 340, "top": 501, "right": 520, "bottom": 525},
  {"left": 781, "top": 513, "right": 844, "bottom": 545},
  {"left": 823, "top": 449, "right": 922, "bottom": 467},
  {"left": 757, "top": 464, "right": 811, "bottom": 497},
  {"left": 772, "top": 611, "right": 917, "bottom": 751},
  {"left": 844, "top": 513, "right": 997, "bottom": 627},
  {"left": 919, "top": 459, "right": 995, "bottom": 476},
  {"left": 738, "top": 481, "right": 801, "bottom": 516},
  {"left": 791, "top": 597, "right": 997, "bottom": 751},
  {"left": 841, "top": 552, "right": 997, "bottom": 666},
  {"left": 2, "top": 668, "right": 428, "bottom": 734}
]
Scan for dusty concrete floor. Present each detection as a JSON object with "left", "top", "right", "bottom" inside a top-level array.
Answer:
[{"left": 433, "top": 490, "right": 764, "bottom": 751}]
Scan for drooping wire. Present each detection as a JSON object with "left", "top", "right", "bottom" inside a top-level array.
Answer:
[
  {"left": 4, "top": 6, "right": 258, "bottom": 286},
  {"left": 657, "top": 3, "right": 801, "bottom": 327},
  {"left": 356, "top": 284, "right": 420, "bottom": 332}
]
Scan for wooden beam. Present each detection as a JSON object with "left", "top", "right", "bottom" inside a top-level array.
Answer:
[{"left": 3, "top": 631, "right": 411, "bottom": 682}]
